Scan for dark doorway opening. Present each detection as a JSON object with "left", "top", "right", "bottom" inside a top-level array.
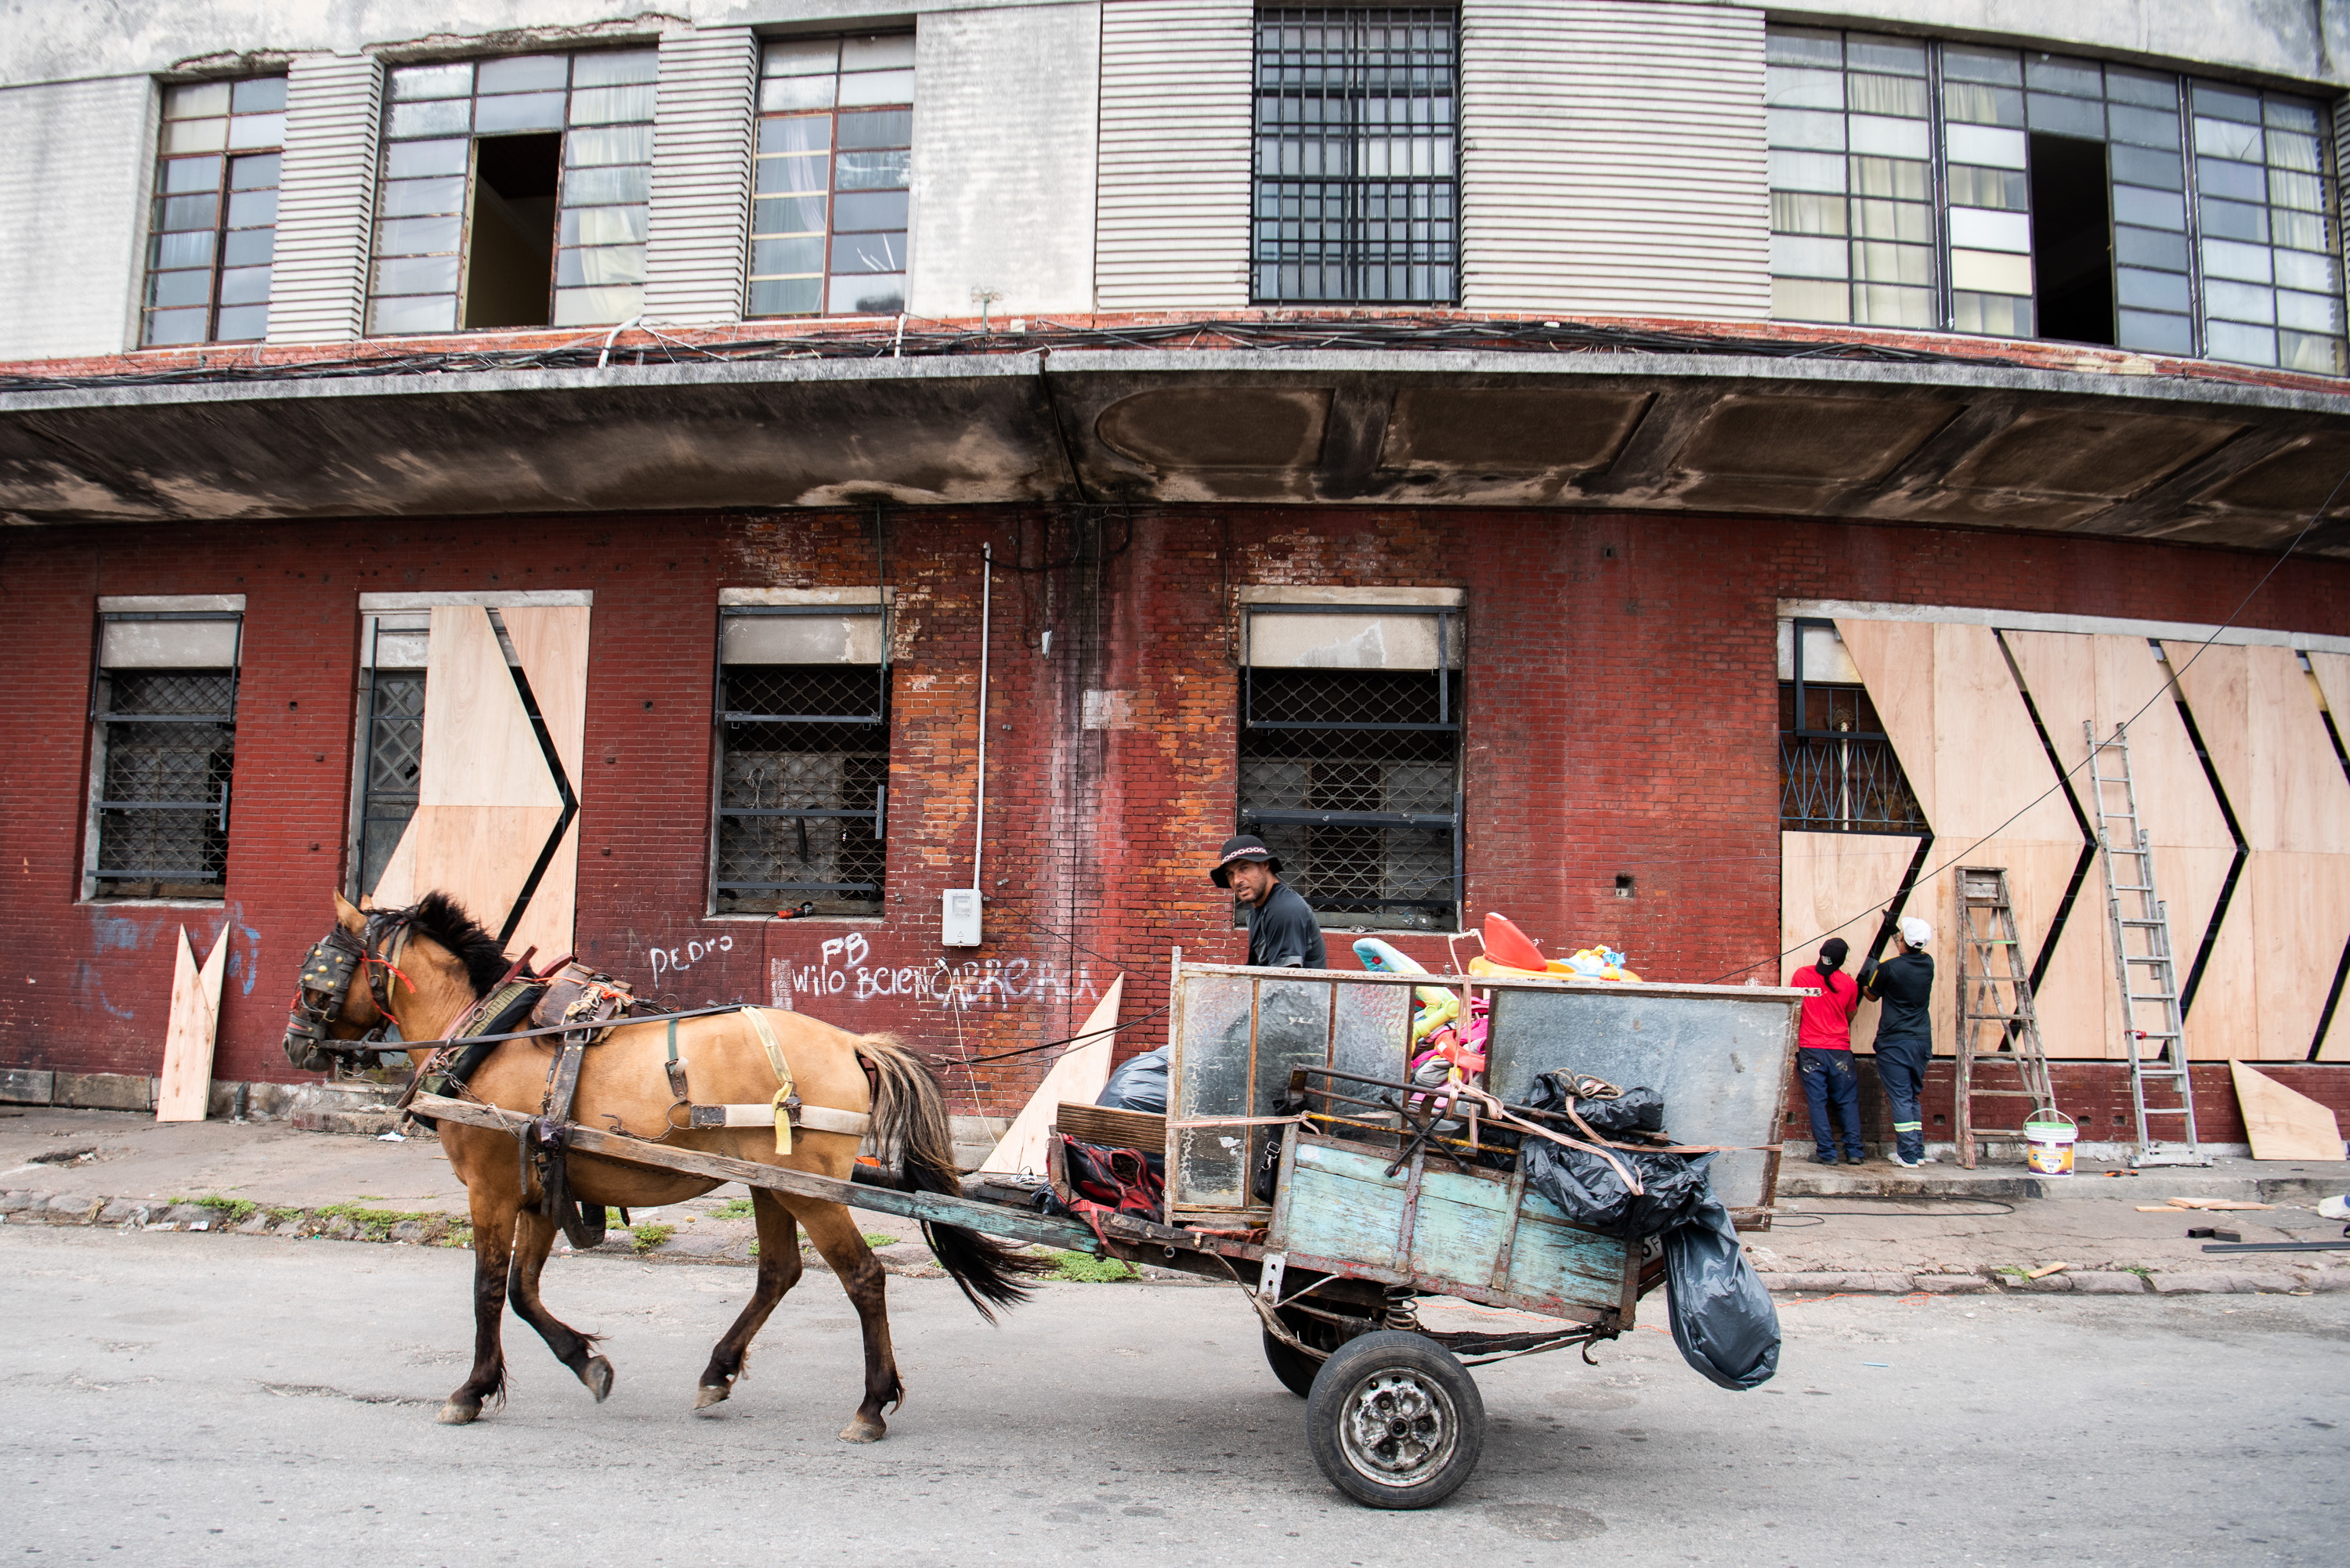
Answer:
[
  {"left": 465, "top": 133, "right": 560, "bottom": 330},
  {"left": 2028, "top": 133, "right": 2116, "bottom": 346}
]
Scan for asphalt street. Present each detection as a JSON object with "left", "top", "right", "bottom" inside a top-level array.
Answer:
[{"left": 4, "top": 1223, "right": 2344, "bottom": 1566}]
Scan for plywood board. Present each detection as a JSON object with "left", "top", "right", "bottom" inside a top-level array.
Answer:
[
  {"left": 368, "top": 813, "right": 421, "bottom": 909},
  {"left": 1779, "top": 831, "right": 1925, "bottom": 1051},
  {"left": 402, "top": 804, "right": 566, "bottom": 946},
  {"left": 506, "top": 817, "right": 580, "bottom": 966},
  {"left": 2161, "top": 640, "right": 2251, "bottom": 837},
  {"left": 502, "top": 606, "right": 589, "bottom": 783},
  {"left": 501, "top": 605, "right": 589, "bottom": 962},
  {"left": 1835, "top": 620, "right": 1939, "bottom": 826},
  {"left": 2310, "top": 651, "right": 2350, "bottom": 742},
  {"left": 154, "top": 927, "right": 216, "bottom": 1123},
  {"left": 2001, "top": 630, "right": 2100, "bottom": 775},
  {"left": 2247, "top": 851, "right": 2350, "bottom": 1060},
  {"left": 1932, "top": 623, "right": 2078, "bottom": 844},
  {"left": 1986, "top": 838, "right": 2115, "bottom": 1060},
  {"left": 2229, "top": 1059, "right": 2348, "bottom": 1160},
  {"left": 421, "top": 605, "right": 561, "bottom": 811},
  {"left": 2157, "top": 843, "right": 2244, "bottom": 1060},
  {"left": 978, "top": 975, "right": 1126, "bottom": 1176},
  {"left": 2092, "top": 634, "right": 2233, "bottom": 851},
  {"left": 2246, "top": 645, "right": 2350, "bottom": 854}
]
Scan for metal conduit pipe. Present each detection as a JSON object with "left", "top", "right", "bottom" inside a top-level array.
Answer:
[{"left": 974, "top": 542, "right": 991, "bottom": 896}]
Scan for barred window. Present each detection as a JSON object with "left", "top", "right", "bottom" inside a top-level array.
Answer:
[
  {"left": 1238, "top": 604, "right": 1462, "bottom": 931},
  {"left": 1777, "top": 618, "right": 1925, "bottom": 834},
  {"left": 1766, "top": 25, "right": 2343, "bottom": 374},
  {"left": 712, "top": 604, "right": 890, "bottom": 916},
  {"left": 143, "top": 77, "right": 285, "bottom": 346},
  {"left": 354, "top": 614, "right": 429, "bottom": 897},
  {"left": 369, "top": 48, "right": 657, "bottom": 334},
  {"left": 749, "top": 35, "right": 915, "bottom": 318},
  {"left": 1253, "top": 7, "right": 1458, "bottom": 305},
  {"left": 86, "top": 608, "right": 242, "bottom": 901}
]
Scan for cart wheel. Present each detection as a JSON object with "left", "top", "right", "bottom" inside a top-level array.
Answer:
[
  {"left": 1261, "top": 1309, "right": 1343, "bottom": 1398},
  {"left": 1305, "top": 1331, "right": 1484, "bottom": 1509}
]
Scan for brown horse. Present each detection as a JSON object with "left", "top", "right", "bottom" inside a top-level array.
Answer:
[{"left": 287, "top": 890, "right": 1040, "bottom": 1439}]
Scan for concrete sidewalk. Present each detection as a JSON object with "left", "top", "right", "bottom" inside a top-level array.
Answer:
[{"left": 5, "top": 1105, "right": 2346, "bottom": 1295}]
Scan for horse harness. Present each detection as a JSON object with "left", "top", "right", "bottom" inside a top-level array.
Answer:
[{"left": 285, "top": 917, "right": 876, "bottom": 1252}]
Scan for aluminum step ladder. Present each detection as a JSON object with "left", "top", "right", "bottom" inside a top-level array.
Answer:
[
  {"left": 1954, "top": 866, "right": 2058, "bottom": 1168},
  {"left": 2086, "top": 721, "right": 2208, "bottom": 1167}
]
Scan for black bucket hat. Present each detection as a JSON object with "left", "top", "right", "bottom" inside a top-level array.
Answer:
[{"left": 1210, "top": 834, "right": 1282, "bottom": 887}]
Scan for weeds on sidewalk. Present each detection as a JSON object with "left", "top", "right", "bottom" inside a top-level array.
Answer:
[
  {"left": 1045, "top": 1249, "right": 1137, "bottom": 1283},
  {"left": 629, "top": 1222, "right": 674, "bottom": 1255}
]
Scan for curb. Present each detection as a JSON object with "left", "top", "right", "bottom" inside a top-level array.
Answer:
[{"left": 1758, "top": 1266, "right": 2349, "bottom": 1296}]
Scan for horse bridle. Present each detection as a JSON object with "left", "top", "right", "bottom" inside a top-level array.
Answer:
[{"left": 283, "top": 910, "right": 415, "bottom": 1071}]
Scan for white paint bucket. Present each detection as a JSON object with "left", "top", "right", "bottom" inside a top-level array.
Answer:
[{"left": 2023, "top": 1110, "right": 2077, "bottom": 1176}]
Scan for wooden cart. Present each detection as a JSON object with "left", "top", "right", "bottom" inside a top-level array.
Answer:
[{"left": 414, "top": 956, "right": 1802, "bottom": 1510}]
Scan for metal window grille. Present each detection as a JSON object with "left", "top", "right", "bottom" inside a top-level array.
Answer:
[
  {"left": 89, "top": 619, "right": 240, "bottom": 898},
  {"left": 357, "top": 670, "right": 425, "bottom": 894},
  {"left": 749, "top": 35, "right": 915, "bottom": 318},
  {"left": 143, "top": 76, "right": 285, "bottom": 346},
  {"left": 1238, "top": 609, "right": 1461, "bottom": 931},
  {"left": 712, "top": 634, "right": 889, "bottom": 915},
  {"left": 1253, "top": 7, "right": 1459, "bottom": 305},
  {"left": 1778, "top": 620, "right": 1925, "bottom": 833}
]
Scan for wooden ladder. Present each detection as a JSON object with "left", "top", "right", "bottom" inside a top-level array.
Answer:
[
  {"left": 2086, "top": 721, "right": 2208, "bottom": 1167},
  {"left": 1954, "top": 866, "right": 2056, "bottom": 1169}
]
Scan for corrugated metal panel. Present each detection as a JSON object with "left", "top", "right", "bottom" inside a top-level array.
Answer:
[
  {"left": 1461, "top": 2, "right": 1770, "bottom": 318},
  {"left": 2335, "top": 95, "right": 2350, "bottom": 360},
  {"left": 267, "top": 53, "right": 381, "bottom": 344},
  {"left": 1097, "top": 0, "right": 1253, "bottom": 309},
  {"left": 645, "top": 26, "right": 757, "bottom": 325}
]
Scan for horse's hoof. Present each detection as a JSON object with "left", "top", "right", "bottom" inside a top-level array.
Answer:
[
  {"left": 693, "top": 1383, "right": 729, "bottom": 1411},
  {"left": 580, "top": 1356, "right": 614, "bottom": 1404},
  {"left": 436, "top": 1401, "right": 479, "bottom": 1425},
  {"left": 837, "top": 1417, "right": 886, "bottom": 1444}
]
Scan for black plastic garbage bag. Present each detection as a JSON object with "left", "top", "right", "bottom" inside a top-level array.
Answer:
[
  {"left": 1518, "top": 1074, "right": 1711, "bottom": 1239},
  {"left": 1662, "top": 1190, "right": 1781, "bottom": 1391},
  {"left": 1567, "top": 1083, "right": 1664, "bottom": 1136},
  {"left": 1097, "top": 1046, "right": 1169, "bottom": 1115}
]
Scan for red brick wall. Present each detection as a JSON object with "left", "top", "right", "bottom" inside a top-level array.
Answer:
[{"left": 4, "top": 506, "right": 2347, "bottom": 1121}]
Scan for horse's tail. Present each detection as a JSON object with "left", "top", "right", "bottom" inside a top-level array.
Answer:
[{"left": 856, "top": 1032, "right": 1047, "bottom": 1322}]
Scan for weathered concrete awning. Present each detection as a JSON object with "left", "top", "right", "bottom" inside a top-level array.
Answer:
[{"left": 5, "top": 349, "right": 2348, "bottom": 556}]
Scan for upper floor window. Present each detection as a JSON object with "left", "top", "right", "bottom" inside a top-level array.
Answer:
[
  {"left": 1252, "top": 7, "right": 1458, "bottom": 306},
  {"left": 749, "top": 35, "right": 915, "bottom": 318},
  {"left": 711, "top": 597, "right": 891, "bottom": 916},
  {"left": 143, "top": 78, "right": 284, "bottom": 347},
  {"left": 369, "top": 49, "right": 657, "bottom": 335},
  {"left": 1766, "top": 27, "right": 2344, "bottom": 375},
  {"left": 86, "top": 601, "right": 243, "bottom": 901}
]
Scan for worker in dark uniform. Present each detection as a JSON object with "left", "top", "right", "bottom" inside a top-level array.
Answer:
[
  {"left": 1211, "top": 834, "right": 1327, "bottom": 970},
  {"left": 1860, "top": 914, "right": 1936, "bottom": 1168}
]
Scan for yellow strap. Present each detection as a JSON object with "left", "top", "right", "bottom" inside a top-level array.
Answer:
[{"left": 741, "top": 1006, "right": 794, "bottom": 1154}]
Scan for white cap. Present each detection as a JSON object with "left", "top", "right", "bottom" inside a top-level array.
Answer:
[{"left": 1900, "top": 916, "right": 1932, "bottom": 948}]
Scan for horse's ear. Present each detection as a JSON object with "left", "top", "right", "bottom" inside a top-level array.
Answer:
[{"left": 333, "top": 891, "right": 367, "bottom": 934}]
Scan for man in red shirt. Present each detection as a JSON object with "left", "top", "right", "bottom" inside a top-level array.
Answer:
[{"left": 1789, "top": 938, "right": 1865, "bottom": 1165}]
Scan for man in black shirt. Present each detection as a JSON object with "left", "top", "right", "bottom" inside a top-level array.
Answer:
[
  {"left": 1860, "top": 914, "right": 1936, "bottom": 1168},
  {"left": 1212, "top": 834, "right": 1328, "bottom": 970}
]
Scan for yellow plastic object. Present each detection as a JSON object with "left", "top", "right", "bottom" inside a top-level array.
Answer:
[
  {"left": 1467, "top": 955, "right": 1546, "bottom": 979},
  {"left": 1411, "top": 992, "right": 1459, "bottom": 1042}
]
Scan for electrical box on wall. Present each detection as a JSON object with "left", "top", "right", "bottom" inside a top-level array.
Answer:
[{"left": 941, "top": 887, "right": 982, "bottom": 947}]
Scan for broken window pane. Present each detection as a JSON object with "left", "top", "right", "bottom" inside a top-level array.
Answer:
[{"left": 367, "top": 49, "right": 658, "bottom": 335}]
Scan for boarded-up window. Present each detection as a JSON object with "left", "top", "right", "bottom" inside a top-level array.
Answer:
[
  {"left": 1777, "top": 616, "right": 1925, "bottom": 833},
  {"left": 713, "top": 602, "right": 889, "bottom": 915}
]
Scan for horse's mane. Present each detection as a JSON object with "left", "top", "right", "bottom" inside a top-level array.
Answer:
[{"left": 403, "top": 891, "right": 509, "bottom": 997}]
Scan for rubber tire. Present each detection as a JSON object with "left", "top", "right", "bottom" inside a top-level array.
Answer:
[
  {"left": 1262, "top": 1309, "right": 1345, "bottom": 1398},
  {"left": 1305, "top": 1331, "right": 1485, "bottom": 1510}
]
